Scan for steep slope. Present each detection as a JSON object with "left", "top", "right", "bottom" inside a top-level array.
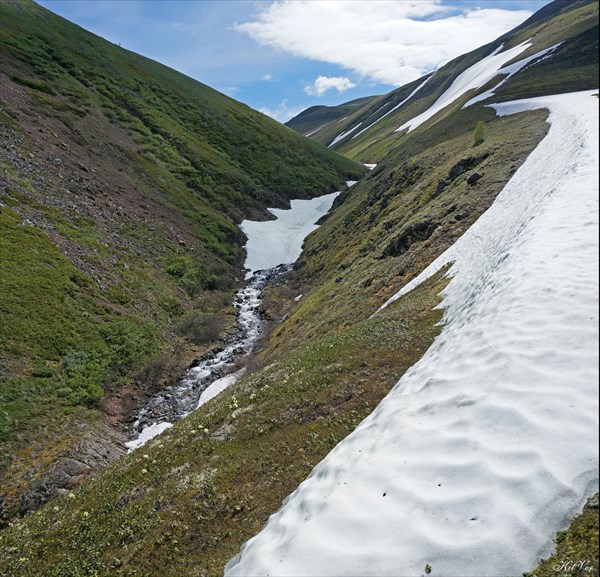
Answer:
[
  {"left": 226, "top": 89, "right": 599, "bottom": 577},
  {"left": 288, "top": 0, "right": 597, "bottom": 161},
  {"left": 0, "top": 0, "right": 361, "bottom": 525},
  {"left": 284, "top": 96, "right": 377, "bottom": 139},
  {"left": 0, "top": 0, "right": 597, "bottom": 575}
]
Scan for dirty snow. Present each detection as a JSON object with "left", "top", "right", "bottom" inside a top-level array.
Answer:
[
  {"left": 396, "top": 41, "right": 531, "bottom": 134},
  {"left": 240, "top": 191, "right": 339, "bottom": 278},
  {"left": 225, "top": 90, "right": 599, "bottom": 576},
  {"left": 124, "top": 422, "right": 173, "bottom": 452},
  {"left": 197, "top": 369, "right": 246, "bottom": 409}
]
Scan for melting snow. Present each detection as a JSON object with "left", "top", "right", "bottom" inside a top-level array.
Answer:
[
  {"left": 124, "top": 422, "right": 172, "bottom": 452},
  {"left": 463, "top": 43, "right": 562, "bottom": 108},
  {"left": 197, "top": 369, "right": 246, "bottom": 409},
  {"left": 328, "top": 122, "right": 363, "bottom": 147},
  {"left": 240, "top": 192, "right": 340, "bottom": 278},
  {"left": 225, "top": 91, "right": 599, "bottom": 576},
  {"left": 350, "top": 74, "right": 434, "bottom": 141},
  {"left": 396, "top": 41, "right": 531, "bottom": 134}
]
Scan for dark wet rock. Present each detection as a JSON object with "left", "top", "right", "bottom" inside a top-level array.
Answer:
[
  {"left": 13, "top": 427, "right": 125, "bottom": 518},
  {"left": 381, "top": 219, "right": 438, "bottom": 258},
  {"left": 448, "top": 153, "right": 489, "bottom": 181},
  {"left": 435, "top": 179, "right": 448, "bottom": 195},
  {"left": 467, "top": 172, "right": 483, "bottom": 185}
]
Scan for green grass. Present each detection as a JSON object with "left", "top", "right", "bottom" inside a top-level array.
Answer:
[
  {"left": 0, "top": 266, "right": 449, "bottom": 577},
  {"left": 0, "top": 0, "right": 362, "bottom": 523}
]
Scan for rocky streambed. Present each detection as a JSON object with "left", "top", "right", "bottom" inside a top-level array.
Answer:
[
  {"left": 126, "top": 265, "right": 289, "bottom": 450},
  {"left": 126, "top": 189, "right": 345, "bottom": 450}
]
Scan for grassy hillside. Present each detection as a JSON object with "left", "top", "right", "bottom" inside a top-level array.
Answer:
[
  {"left": 0, "top": 0, "right": 361, "bottom": 525},
  {"left": 288, "top": 0, "right": 597, "bottom": 162},
  {"left": 284, "top": 96, "right": 377, "bottom": 137}
]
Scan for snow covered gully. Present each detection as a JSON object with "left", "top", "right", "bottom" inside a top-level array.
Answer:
[
  {"left": 225, "top": 91, "right": 599, "bottom": 576},
  {"left": 125, "top": 191, "right": 341, "bottom": 451}
]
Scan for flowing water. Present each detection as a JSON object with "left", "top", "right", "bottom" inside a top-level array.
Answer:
[
  {"left": 126, "top": 265, "right": 288, "bottom": 450},
  {"left": 125, "top": 189, "right": 344, "bottom": 450}
]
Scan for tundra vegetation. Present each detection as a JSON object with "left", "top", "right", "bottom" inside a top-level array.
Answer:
[{"left": 0, "top": 0, "right": 598, "bottom": 574}]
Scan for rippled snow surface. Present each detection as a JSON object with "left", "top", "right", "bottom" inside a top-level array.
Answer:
[{"left": 225, "top": 91, "right": 599, "bottom": 576}]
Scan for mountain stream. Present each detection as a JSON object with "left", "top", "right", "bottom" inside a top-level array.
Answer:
[{"left": 125, "top": 190, "right": 343, "bottom": 450}]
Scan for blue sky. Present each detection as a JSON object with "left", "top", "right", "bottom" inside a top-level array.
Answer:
[{"left": 38, "top": 0, "right": 552, "bottom": 122}]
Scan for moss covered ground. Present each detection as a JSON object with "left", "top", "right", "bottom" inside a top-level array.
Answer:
[
  {"left": 0, "top": 269, "right": 449, "bottom": 577},
  {"left": 0, "top": 0, "right": 361, "bottom": 524}
]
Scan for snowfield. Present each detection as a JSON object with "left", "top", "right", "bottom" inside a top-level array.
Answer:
[
  {"left": 396, "top": 41, "right": 533, "bottom": 134},
  {"left": 240, "top": 192, "right": 340, "bottom": 278},
  {"left": 225, "top": 91, "right": 599, "bottom": 576}
]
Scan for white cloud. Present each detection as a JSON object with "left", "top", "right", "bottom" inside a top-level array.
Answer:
[
  {"left": 261, "top": 73, "right": 274, "bottom": 81},
  {"left": 259, "top": 99, "right": 306, "bottom": 123},
  {"left": 236, "top": 1, "right": 533, "bottom": 86},
  {"left": 304, "top": 76, "right": 357, "bottom": 97}
]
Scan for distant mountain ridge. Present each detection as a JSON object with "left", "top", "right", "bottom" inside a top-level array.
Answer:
[
  {"left": 285, "top": 96, "right": 377, "bottom": 137},
  {"left": 287, "top": 0, "right": 598, "bottom": 160}
]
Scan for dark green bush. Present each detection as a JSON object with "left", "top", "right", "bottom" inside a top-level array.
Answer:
[
  {"left": 473, "top": 120, "right": 486, "bottom": 146},
  {"left": 176, "top": 311, "right": 223, "bottom": 344}
]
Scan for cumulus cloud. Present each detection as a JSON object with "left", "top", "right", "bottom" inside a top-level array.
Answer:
[
  {"left": 304, "top": 76, "right": 357, "bottom": 97},
  {"left": 259, "top": 99, "right": 306, "bottom": 123},
  {"left": 261, "top": 73, "right": 274, "bottom": 81},
  {"left": 236, "top": 1, "right": 533, "bottom": 86}
]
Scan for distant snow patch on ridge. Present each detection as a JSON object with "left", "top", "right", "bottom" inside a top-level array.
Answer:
[
  {"left": 463, "top": 42, "right": 562, "bottom": 107},
  {"left": 350, "top": 73, "right": 434, "bottom": 140},
  {"left": 328, "top": 122, "right": 363, "bottom": 147},
  {"left": 240, "top": 191, "right": 339, "bottom": 278},
  {"left": 396, "top": 41, "right": 531, "bottom": 134},
  {"left": 225, "top": 91, "right": 599, "bottom": 576}
]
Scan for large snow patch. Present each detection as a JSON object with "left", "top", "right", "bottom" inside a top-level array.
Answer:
[
  {"left": 396, "top": 41, "right": 531, "bottom": 134},
  {"left": 240, "top": 192, "right": 339, "bottom": 277},
  {"left": 225, "top": 91, "right": 599, "bottom": 576}
]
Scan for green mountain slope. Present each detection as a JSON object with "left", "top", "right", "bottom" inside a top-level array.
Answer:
[
  {"left": 0, "top": 0, "right": 597, "bottom": 575},
  {"left": 287, "top": 0, "right": 597, "bottom": 161},
  {"left": 0, "top": 0, "right": 362, "bottom": 525},
  {"left": 284, "top": 96, "right": 377, "bottom": 137}
]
